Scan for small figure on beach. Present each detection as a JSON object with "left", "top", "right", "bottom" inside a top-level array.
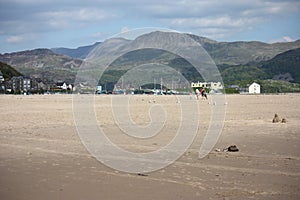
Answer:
[
  {"left": 272, "top": 113, "right": 281, "bottom": 123},
  {"left": 200, "top": 87, "right": 207, "bottom": 100},
  {"left": 195, "top": 88, "right": 200, "bottom": 100},
  {"left": 272, "top": 113, "right": 287, "bottom": 123}
]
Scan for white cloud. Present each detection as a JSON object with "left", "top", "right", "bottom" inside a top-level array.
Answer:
[
  {"left": 0, "top": 0, "right": 299, "bottom": 52},
  {"left": 121, "top": 27, "right": 130, "bottom": 33},
  {"left": 0, "top": 7, "right": 118, "bottom": 34},
  {"left": 141, "top": 0, "right": 300, "bottom": 39},
  {"left": 269, "top": 36, "right": 296, "bottom": 43},
  {"left": 6, "top": 35, "right": 24, "bottom": 43},
  {"left": 169, "top": 16, "right": 260, "bottom": 28},
  {"left": 90, "top": 32, "right": 111, "bottom": 41},
  {"left": 282, "top": 36, "right": 294, "bottom": 42},
  {"left": 39, "top": 8, "right": 116, "bottom": 28},
  {"left": 165, "top": 15, "right": 261, "bottom": 40},
  {"left": 6, "top": 33, "right": 38, "bottom": 44},
  {"left": 194, "top": 28, "right": 234, "bottom": 40},
  {"left": 92, "top": 32, "right": 105, "bottom": 38}
]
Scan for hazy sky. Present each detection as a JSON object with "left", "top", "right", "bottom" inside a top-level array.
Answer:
[{"left": 0, "top": 0, "right": 299, "bottom": 53}]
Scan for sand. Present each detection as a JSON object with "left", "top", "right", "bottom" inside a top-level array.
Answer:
[{"left": 0, "top": 94, "right": 299, "bottom": 200}]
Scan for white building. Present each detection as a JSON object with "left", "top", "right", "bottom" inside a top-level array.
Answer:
[
  {"left": 209, "top": 82, "right": 224, "bottom": 90},
  {"left": 191, "top": 82, "right": 224, "bottom": 91},
  {"left": 56, "top": 82, "right": 68, "bottom": 90},
  {"left": 0, "top": 71, "right": 4, "bottom": 82},
  {"left": 248, "top": 82, "right": 260, "bottom": 94}
]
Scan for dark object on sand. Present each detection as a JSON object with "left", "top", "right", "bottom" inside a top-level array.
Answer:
[
  {"left": 281, "top": 118, "right": 287, "bottom": 123},
  {"left": 137, "top": 173, "right": 148, "bottom": 176},
  {"left": 227, "top": 145, "right": 239, "bottom": 152},
  {"left": 272, "top": 113, "right": 281, "bottom": 123}
]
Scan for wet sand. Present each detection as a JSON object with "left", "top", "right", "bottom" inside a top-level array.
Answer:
[{"left": 0, "top": 94, "right": 299, "bottom": 199}]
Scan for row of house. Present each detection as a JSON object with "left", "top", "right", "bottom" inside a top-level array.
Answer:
[
  {"left": 191, "top": 81, "right": 261, "bottom": 94},
  {"left": 0, "top": 71, "right": 73, "bottom": 94},
  {"left": 2, "top": 76, "right": 44, "bottom": 94},
  {"left": 0, "top": 69, "right": 261, "bottom": 95}
]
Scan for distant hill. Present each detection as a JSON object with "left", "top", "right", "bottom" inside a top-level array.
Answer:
[
  {"left": 186, "top": 34, "right": 300, "bottom": 65},
  {"left": 89, "top": 32, "right": 300, "bottom": 89},
  {"left": 218, "top": 47, "right": 300, "bottom": 85},
  {"left": 0, "top": 49, "right": 82, "bottom": 84},
  {"left": 51, "top": 42, "right": 101, "bottom": 59},
  {"left": 1, "top": 31, "right": 300, "bottom": 88},
  {"left": 259, "top": 48, "right": 300, "bottom": 83},
  {"left": 219, "top": 65, "right": 268, "bottom": 85},
  {"left": 257, "top": 79, "right": 300, "bottom": 93},
  {"left": 52, "top": 32, "right": 300, "bottom": 65},
  {"left": 0, "top": 61, "right": 22, "bottom": 80}
]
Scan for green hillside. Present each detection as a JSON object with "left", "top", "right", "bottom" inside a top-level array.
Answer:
[
  {"left": 0, "top": 61, "right": 23, "bottom": 79},
  {"left": 259, "top": 48, "right": 300, "bottom": 83},
  {"left": 98, "top": 45, "right": 300, "bottom": 92},
  {"left": 0, "top": 49, "right": 82, "bottom": 84},
  {"left": 257, "top": 79, "right": 300, "bottom": 93},
  {"left": 218, "top": 47, "right": 300, "bottom": 86},
  {"left": 219, "top": 65, "right": 267, "bottom": 85}
]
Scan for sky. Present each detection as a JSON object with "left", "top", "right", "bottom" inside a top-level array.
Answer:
[{"left": 0, "top": 0, "right": 299, "bottom": 53}]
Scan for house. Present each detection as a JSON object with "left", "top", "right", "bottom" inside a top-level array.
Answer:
[
  {"left": 52, "top": 82, "right": 73, "bottom": 93},
  {"left": 23, "top": 77, "right": 31, "bottom": 92},
  {"left": 191, "top": 82, "right": 205, "bottom": 88},
  {"left": 10, "top": 76, "right": 31, "bottom": 93},
  {"left": 6, "top": 76, "right": 40, "bottom": 93},
  {"left": 0, "top": 71, "right": 4, "bottom": 82},
  {"left": 56, "top": 82, "right": 68, "bottom": 90},
  {"left": 0, "top": 71, "right": 4, "bottom": 93},
  {"left": 248, "top": 82, "right": 260, "bottom": 94},
  {"left": 209, "top": 82, "right": 224, "bottom": 90},
  {"left": 96, "top": 85, "right": 102, "bottom": 94},
  {"left": 11, "top": 76, "right": 24, "bottom": 93},
  {"left": 191, "top": 81, "right": 224, "bottom": 92}
]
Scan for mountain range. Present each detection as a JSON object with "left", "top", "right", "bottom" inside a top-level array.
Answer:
[
  {"left": 0, "top": 31, "right": 299, "bottom": 86},
  {"left": 51, "top": 42, "right": 101, "bottom": 59},
  {"left": 51, "top": 32, "right": 300, "bottom": 65},
  {"left": 0, "top": 48, "right": 82, "bottom": 84}
]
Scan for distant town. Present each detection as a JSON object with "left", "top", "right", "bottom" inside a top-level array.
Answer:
[
  {"left": 0, "top": 72, "right": 73, "bottom": 95},
  {"left": 0, "top": 71, "right": 262, "bottom": 95}
]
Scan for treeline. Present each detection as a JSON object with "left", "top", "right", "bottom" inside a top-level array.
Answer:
[{"left": 0, "top": 61, "right": 23, "bottom": 79}]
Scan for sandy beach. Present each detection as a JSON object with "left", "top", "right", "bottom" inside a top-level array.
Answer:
[{"left": 0, "top": 94, "right": 299, "bottom": 200}]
